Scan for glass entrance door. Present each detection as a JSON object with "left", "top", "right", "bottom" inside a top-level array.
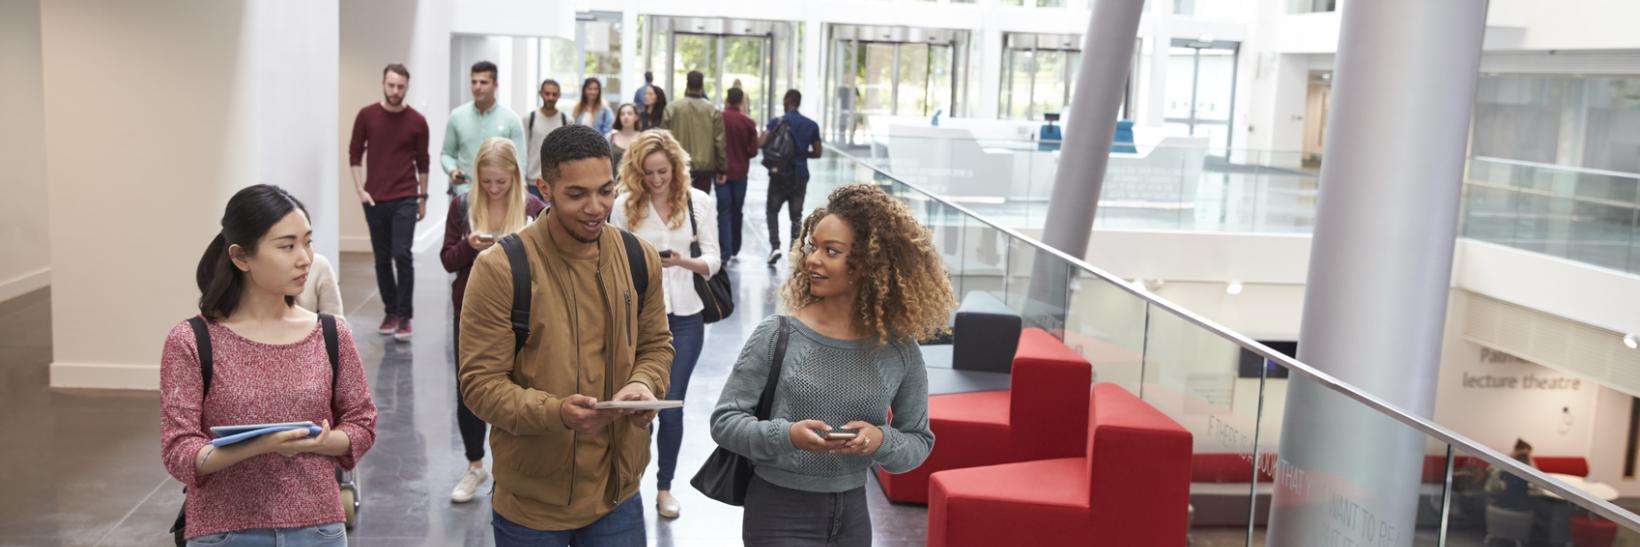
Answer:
[
  {"left": 668, "top": 33, "right": 774, "bottom": 121},
  {"left": 826, "top": 25, "right": 967, "bottom": 146},
  {"left": 1164, "top": 38, "right": 1240, "bottom": 155}
]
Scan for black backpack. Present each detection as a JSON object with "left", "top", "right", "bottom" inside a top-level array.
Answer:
[
  {"left": 495, "top": 230, "right": 649, "bottom": 354},
  {"left": 760, "top": 119, "right": 798, "bottom": 174},
  {"left": 170, "top": 314, "right": 342, "bottom": 546}
]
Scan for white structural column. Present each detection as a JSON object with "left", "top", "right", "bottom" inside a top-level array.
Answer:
[
  {"left": 1036, "top": 0, "right": 1145, "bottom": 259},
  {"left": 45, "top": 0, "right": 339, "bottom": 389},
  {"left": 802, "top": 16, "right": 825, "bottom": 123},
  {"left": 1142, "top": 0, "right": 1169, "bottom": 129},
  {"left": 622, "top": 7, "right": 642, "bottom": 105},
  {"left": 1267, "top": 1, "right": 1488, "bottom": 545}
]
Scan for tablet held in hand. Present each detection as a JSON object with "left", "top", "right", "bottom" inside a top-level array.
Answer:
[{"left": 592, "top": 400, "right": 684, "bottom": 411}]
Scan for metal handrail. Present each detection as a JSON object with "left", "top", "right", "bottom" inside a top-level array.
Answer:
[
  {"left": 1473, "top": 155, "right": 1640, "bottom": 181},
  {"left": 827, "top": 144, "right": 1640, "bottom": 529}
]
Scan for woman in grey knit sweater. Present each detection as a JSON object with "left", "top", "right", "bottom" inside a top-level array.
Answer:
[{"left": 710, "top": 184, "right": 957, "bottom": 546}]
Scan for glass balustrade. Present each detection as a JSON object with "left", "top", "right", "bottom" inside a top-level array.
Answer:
[{"left": 836, "top": 145, "right": 1640, "bottom": 545}]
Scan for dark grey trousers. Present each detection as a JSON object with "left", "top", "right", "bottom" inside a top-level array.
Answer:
[{"left": 743, "top": 474, "right": 871, "bottom": 547}]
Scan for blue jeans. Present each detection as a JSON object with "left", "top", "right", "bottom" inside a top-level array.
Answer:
[
  {"left": 186, "top": 523, "right": 347, "bottom": 547},
  {"left": 657, "top": 313, "right": 705, "bottom": 491},
  {"left": 715, "top": 179, "right": 747, "bottom": 258},
  {"left": 492, "top": 495, "right": 646, "bottom": 547}
]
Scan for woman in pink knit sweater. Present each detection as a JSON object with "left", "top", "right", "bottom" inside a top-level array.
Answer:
[{"left": 160, "top": 185, "right": 378, "bottom": 546}]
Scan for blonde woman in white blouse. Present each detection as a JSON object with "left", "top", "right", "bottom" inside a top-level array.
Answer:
[
  {"left": 296, "top": 252, "right": 343, "bottom": 316},
  {"left": 610, "top": 129, "right": 720, "bottom": 521}
]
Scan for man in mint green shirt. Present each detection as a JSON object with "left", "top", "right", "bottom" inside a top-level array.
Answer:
[{"left": 441, "top": 60, "right": 526, "bottom": 195}]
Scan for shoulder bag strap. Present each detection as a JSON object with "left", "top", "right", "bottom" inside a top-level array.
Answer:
[
  {"left": 753, "top": 317, "right": 791, "bottom": 420},
  {"left": 684, "top": 195, "right": 702, "bottom": 257},
  {"left": 499, "top": 234, "right": 532, "bottom": 355}
]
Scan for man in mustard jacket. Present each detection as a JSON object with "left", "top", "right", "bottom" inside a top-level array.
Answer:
[{"left": 459, "top": 123, "right": 673, "bottom": 546}]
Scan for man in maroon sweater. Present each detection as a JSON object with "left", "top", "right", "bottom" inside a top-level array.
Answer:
[
  {"left": 719, "top": 87, "right": 758, "bottom": 261},
  {"left": 349, "top": 63, "right": 430, "bottom": 342}
]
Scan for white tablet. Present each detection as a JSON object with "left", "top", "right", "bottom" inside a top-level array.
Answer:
[{"left": 592, "top": 400, "right": 684, "bottom": 411}]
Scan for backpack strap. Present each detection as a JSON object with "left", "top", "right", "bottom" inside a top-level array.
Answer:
[
  {"left": 526, "top": 110, "right": 535, "bottom": 145},
  {"left": 499, "top": 233, "right": 532, "bottom": 354},
  {"left": 618, "top": 228, "right": 648, "bottom": 313},
  {"left": 187, "top": 316, "right": 213, "bottom": 397},
  {"left": 319, "top": 314, "right": 339, "bottom": 386},
  {"left": 496, "top": 230, "right": 647, "bottom": 356}
]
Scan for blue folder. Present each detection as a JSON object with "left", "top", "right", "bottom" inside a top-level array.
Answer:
[{"left": 208, "top": 421, "right": 322, "bottom": 447}]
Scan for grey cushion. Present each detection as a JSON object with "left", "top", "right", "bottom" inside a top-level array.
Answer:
[
  {"left": 951, "top": 291, "right": 1021, "bottom": 373},
  {"left": 919, "top": 344, "right": 1013, "bottom": 395}
]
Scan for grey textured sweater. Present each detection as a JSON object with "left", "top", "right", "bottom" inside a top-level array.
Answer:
[{"left": 709, "top": 315, "right": 935, "bottom": 493}]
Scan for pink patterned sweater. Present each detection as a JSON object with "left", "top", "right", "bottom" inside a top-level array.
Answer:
[{"left": 159, "top": 319, "right": 377, "bottom": 539}]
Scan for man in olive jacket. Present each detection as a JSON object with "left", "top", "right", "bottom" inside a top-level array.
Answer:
[
  {"left": 459, "top": 123, "right": 673, "bottom": 545},
  {"left": 662, "top": 70, "right": 727, "bottom": 193}
]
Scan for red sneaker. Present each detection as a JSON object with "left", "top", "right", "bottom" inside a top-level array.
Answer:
[
  {"left": 394, "top": 318, "right": 412, "bottom": 342},
  {"left": 377, "top": 315, "right": 399, "bottom": 335}
]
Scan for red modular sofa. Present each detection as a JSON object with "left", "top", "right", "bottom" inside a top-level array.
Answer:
[
  {"left": 928, "top": 383, "right": 1193, "bottom": 547},
  {"left": 1532, "top": 456, "right": 1589, "bottom": 477},
  {"left": 1571, "top": 515, "right": 1618, "bottom": 547},
  {"left": 876, "top": 327, "right": 1092, "bottom": 504}
]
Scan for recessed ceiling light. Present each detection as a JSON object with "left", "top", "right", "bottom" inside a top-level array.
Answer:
[
  {"left": 1625, "top": 333, "right": 1638, "bottom": 350},
  {"left": 1226, "top": 281, "right": 1243, "bottom": 295}
]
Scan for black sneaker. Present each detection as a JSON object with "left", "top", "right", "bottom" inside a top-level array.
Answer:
[{"left": 767, "top": 250, "right": 782, "bottom": 266}]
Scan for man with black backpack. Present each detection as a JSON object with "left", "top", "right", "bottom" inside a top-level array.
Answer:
[
  {"left": 458, "top": 124, "right": 674, "bottom": 546},
  {"left": 760, "top": 89, "right": 823, "bottom": 265},
  {"left": 524, "top": 78, "right": 570, "bottom": 200}
]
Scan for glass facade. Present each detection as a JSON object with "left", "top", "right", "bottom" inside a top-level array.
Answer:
[{"left": 1472, "top": 74, "right": 1640, "bottom": 173}]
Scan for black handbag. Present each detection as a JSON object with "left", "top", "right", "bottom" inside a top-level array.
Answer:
[
  {"left": 690, "top": 316, "right": 790, "bottom": 505},
  {"left": 685, "top": 196, "right": 734, "bottom": 323}
]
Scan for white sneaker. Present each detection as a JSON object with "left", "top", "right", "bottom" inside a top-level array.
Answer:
[
  {"left": 450, "top": 466, "right": 488, "bottom": 503},
  {"left": 656, "top": 490, "right": 680, "bottom": 519}
]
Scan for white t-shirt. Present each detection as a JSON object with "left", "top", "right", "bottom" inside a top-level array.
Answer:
[{"left": 525, "top": 109, "right": 569, "bottom": 181}]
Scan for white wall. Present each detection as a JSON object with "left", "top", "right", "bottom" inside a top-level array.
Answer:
[
  {"left": 254, "top": 0, "right": 340, "bottom": 263},
  {"left": 45, "top": 0, "right": 339, "bottom": 389},
  {"left": 0, "top": 0, "right": 50, "bottom": 303},
  {"left": 337, "top": 0, "right": 453, "bottom": 254},
  {"left": 1484, "top": 0, "right": 1640, "bottom": 51}
]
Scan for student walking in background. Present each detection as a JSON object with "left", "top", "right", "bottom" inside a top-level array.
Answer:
[
  {"left": 574, "top": 77, "right": 615, "bottom": 135},
  {"left": 348, "top": 63, "right": 429, "bottom": 342},
  {"left": 610, "top": 131, "right": 721, "bottom": 520},
  {"left": 440, "top": 138, "right": 547, "bottom": 505}
]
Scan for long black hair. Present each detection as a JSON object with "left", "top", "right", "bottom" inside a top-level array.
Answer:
[
  {"left": 196, "top": 184, "right": 310, "bottom": 320},
  {"left": 576, "top": 77, "right": 603, "bottom": 119},
  {"left": 642, "top": 86, "right": 667, "bottom": 129}
]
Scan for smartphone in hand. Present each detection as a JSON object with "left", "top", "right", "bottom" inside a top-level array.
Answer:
[
  {"left": 824, "top": 428, "right": 860, "bottom": 440},
  {"left": 658, "top": 250, "right": 674, "bottom": 259},
  {"left": 476, "top": 232, "right": 497, "bottom": 243}
]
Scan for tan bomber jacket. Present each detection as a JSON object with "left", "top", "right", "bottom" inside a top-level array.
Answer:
[{"left": 458, "top": 218, "right": 674, "bottom": 508}]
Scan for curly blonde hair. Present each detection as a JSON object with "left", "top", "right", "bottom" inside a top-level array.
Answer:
[
  {"left": 618, "top": 130, "right": 692, "bottom": 230},
  {"left": 780, "top": 184, "right": 957, "bottom": 344}
]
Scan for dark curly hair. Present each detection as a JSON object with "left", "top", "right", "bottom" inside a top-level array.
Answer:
[
  {"left": 540, "top": 124, "right": 611, "bottom": 183},
  {"left": 780, "top": 184, "right": 956, "bottom": 344}
]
